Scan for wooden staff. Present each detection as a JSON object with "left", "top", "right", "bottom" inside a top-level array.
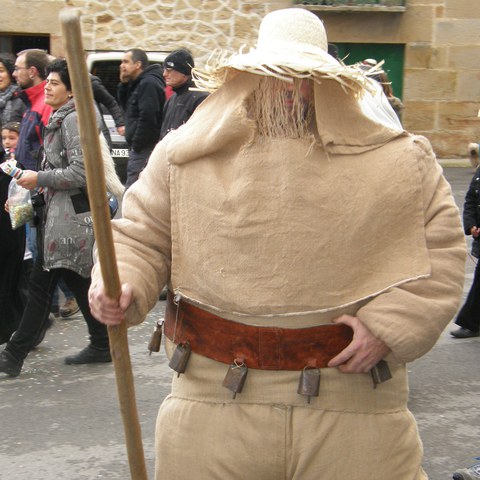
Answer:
[{"left": 59, "top": 8, "right": 148, "bottom": 480}]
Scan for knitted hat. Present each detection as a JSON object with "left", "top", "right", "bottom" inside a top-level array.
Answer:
[{"left": 164, "top": 49, "right": 194, "bottom": 76}]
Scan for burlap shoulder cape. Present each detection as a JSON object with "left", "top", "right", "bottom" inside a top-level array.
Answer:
[{"left": 160, "top": 72, "right": 438, "bottom": 317}]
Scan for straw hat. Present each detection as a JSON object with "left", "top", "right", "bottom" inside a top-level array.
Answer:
[
  {"left": 194, "top": 8, "right": 370, "bottom": 93},
  {"left": 227, "top": 8, "right": 337, "bottom": 73}
]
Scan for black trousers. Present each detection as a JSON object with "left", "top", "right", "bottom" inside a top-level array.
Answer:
[
  {"left": 455, "top": 257, "right": 480, "bottom": 332},
  {"left": 5, "top": 258, "right": 109, "bottom": 363},
  {"left": 0, "top": 228, "right": 26, "bottom": 344}
]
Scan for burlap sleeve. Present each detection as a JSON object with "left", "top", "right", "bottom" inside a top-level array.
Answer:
[
  {"left": 91, "top": 140, "right": 172, "bottom": 326},
  {"left": 356, "top": 135, "right": 466, "bottom": 363}
]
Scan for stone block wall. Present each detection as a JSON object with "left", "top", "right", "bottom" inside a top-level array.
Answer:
[
  {"left": 78, "top": 0, "right": 290, "bottom": 61},
  {"left": 400, "top": 0, "right": 480, "bottom": 157}
]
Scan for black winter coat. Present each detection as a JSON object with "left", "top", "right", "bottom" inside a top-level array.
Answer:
[
  {"left": 90, "top": 74, "right": 124, "bottom": 148},
  {"left": 463, "top": 167, "right": 480, "bottom": 258},
  {"left": 160, "top": 79, "right": 209, "bottom": 140},
  {"left": 117, "top": 64, "right": 165, "bottom": 152}
]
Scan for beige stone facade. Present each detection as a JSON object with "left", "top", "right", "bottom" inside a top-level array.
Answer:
[{"left": 2, "top": 0, "right": 480, "bottom": 157}]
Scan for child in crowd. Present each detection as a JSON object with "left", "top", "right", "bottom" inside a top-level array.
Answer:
[
  {"left": 1, "top": 122, "right": 35, "bottom": 321},
  {"left": 0, "top": 121, "right": 26, "bottom": 344},
  {"left": 1, "top": 121, "right": 20, "bottom": 160}
]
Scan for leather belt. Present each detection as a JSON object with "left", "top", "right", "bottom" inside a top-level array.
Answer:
[{"left": 164, "top": 292, "right": 353, "bottom": 371}]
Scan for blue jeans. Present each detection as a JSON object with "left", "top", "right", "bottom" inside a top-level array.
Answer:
[
  {"left": 26, "top": 223, "right": 37, "bottom": 261},
  {"left": 52, "top": 277, "right": 74, "bottom": 307},
  {"left": 5, "top": 258, "right": 109, "bottom": 362}
]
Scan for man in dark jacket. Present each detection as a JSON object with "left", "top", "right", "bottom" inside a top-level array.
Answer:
[
  {"left": 90, "top": 73, "right": 124, "bottom": 149},
  {"left": 13, "top": 49, "right": 52, "bottom": 171},
  {"left": 118, "top": 48, "right": 165, "bottom": 188},
  {"left": 160, "top": 49, "right": 209, "bottom": 140},
  {"left": 12, "top": 49, "right": 51, "bottom": 266}
]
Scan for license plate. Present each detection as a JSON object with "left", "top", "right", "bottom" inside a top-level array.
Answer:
[{"left": 112, "top": 149, "right": 129, "bottom": 158}]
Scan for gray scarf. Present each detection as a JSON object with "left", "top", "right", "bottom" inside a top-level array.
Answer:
[{"left": 0, "top": 84, "right": 19, "bottom": 125}]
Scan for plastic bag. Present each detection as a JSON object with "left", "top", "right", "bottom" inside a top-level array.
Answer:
[{"left": 8, "top": 179, "right": 34, "bottom": 230}]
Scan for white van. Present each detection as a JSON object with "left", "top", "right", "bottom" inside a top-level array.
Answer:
[{"left": 86, "top": 51, "right": 169, "bottom": 183}]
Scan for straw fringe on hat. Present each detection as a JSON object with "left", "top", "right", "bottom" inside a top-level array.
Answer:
[{"left": 193, "top": 8, "right": 373, "bottom": 94}]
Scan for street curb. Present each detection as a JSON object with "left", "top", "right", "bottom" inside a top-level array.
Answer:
[{"left": 438, "top": 158, "right": 472, "bottom": 168}]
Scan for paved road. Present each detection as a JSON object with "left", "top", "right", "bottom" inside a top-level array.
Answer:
[
  {"left": 0, "top": 166, "right": 479, "bottom": 480},
  {"left": 410, "top": 166, "right": 480, "bottom": 479}
]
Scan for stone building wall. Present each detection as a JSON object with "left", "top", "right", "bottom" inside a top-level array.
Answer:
[
  {"left": 403, "top": 0, "right": 480, "bottom": 157},
  {"left": 79, "top": 0, "right": 290, "bottom": 60},
  {"left": 2, "top": 0, "right": 480, "bottom": 157},
  {"left": 304, "top": 0, "right": 480, "bottom": 157}
]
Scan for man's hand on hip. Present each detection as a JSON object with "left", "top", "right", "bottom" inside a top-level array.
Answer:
[{"left": 327, "top": 315, "right": 391, "bottom": 373}]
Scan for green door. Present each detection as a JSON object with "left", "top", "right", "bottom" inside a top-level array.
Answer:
[{"left": 335, "top": 43, "right": 405, "bottom": 99}]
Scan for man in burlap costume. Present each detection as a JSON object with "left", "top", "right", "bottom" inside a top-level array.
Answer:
[{"left": 89, "top": 9, "right": 466, "bottom": 480}]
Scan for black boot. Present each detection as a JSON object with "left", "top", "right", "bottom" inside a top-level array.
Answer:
[
  {"left": 0, "top": 331, "right": 13, "bottom": 346},
  {"left": 450, "top": 327, "right": 480, "bottom": 338},
  {"left": 64, "top": 345, "right": 112, "bottom": 365},
  {"left": 0, "top": 350, "right": 23, "bottom": 377}
]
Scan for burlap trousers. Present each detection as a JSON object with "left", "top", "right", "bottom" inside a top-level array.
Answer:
[{"left": 155, "top": 341, "right": 427, "bottom": 480}]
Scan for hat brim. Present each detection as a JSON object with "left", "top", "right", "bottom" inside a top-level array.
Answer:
[
  {"left": 226, "top": 44, "right": 340, "bottom": 77},
  {"left": 194, "top": 45, "right": 373, "bottom": 95}
]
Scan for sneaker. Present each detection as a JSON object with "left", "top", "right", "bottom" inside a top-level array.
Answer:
[
  {"left": 450, "top": 327, "right": 480, "bottom": 339},
  {"left": 60, "top": 298, "right": 80, "bottom": 318},
  {"left": 0, "top": 350, "right": 23, "bottom": 377},
  {"left": 453, "top": 463, "right": 480, "bottom": 479},
  {"left": 64, "top": 345, "right": 112, "bottom": 365},
  {"left": 32, "top": 315, "right": 54, "bottom": 349}
]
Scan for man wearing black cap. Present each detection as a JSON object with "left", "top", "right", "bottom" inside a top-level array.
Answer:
[{"left": 160, "top": 49, "right": 209, "bottom": 140}]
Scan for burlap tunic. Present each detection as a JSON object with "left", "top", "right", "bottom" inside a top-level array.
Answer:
[{"left": 92, "top": 73, "right": 466, "bottom": 479}]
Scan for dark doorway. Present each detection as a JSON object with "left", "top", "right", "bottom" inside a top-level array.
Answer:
[{"left": 0, "top": 35, "right": 50, "bottom": 55}]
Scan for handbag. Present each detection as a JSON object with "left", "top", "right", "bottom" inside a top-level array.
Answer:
[
  {"left": 82, "top": 132, "right": 124, "bottom": 218},
  {"left": 54, "top": 126, "right": 124, "bottom": 219},
  {"left": 77, "top": 186, "right": 118, "bottom": 219}
]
